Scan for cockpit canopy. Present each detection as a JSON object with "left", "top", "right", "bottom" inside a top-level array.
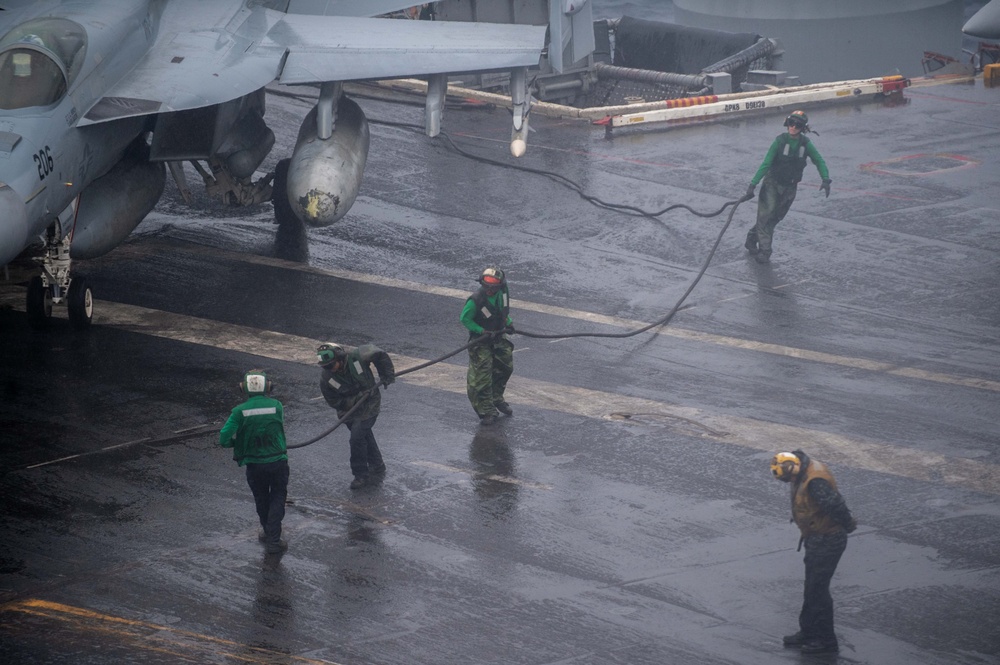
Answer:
[{"left": 0, "top": 18, "right": 86, "bottom": 110}]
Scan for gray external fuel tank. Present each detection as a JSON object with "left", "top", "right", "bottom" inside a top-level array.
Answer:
[{"left": 285, "top": 96, "right": 370, "bottom": 228}]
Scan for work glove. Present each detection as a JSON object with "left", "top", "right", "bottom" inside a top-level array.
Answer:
[
  {"left": 381, "top": 375, "right": 395, "bottom": 389},
  {"left": 504, "top": 324, "right": 515, "bottom": 335},
  {"left": 845, "top": 517, "right": 857, "bottom": 533},
  {"left": 820, "top": 178, "right": 832, "bottom": 198},
  {"left": 742, "top": 184, "right": 756, "bottom": 202}
]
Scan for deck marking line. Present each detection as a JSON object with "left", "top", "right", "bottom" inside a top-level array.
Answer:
[
  {"left": 0, "top": 599, "right": 342, "bottom": 664},
  {"left": 93, "top": 240, "right": 1000, "bottom": 393},
  {"left": 2, "top": 293, "right": 994, "bottom": 496}
]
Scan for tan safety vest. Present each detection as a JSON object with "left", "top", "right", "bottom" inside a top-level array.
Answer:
[{"left": 791, "top": 460, "right": 841, "bottom": 537}]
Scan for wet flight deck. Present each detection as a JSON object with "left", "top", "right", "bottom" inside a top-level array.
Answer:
[{"left": 1, "top": 73, "right": 999, "bottom": 664}]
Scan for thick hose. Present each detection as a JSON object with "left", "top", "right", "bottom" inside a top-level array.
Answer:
[
  {"left": 287, "top": 107, "right": 746, "bottom": 449},
  {"left": 287, "top": 336, "right": 492, "bottom": 449},
  {"left": 288, "top": 199, "right": 744, "bottom": 450}
]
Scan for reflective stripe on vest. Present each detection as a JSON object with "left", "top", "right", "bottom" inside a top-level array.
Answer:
[
  {"left": 781, "top": 142, "right": 807, "bottom": 159},
  {"left": 242, "top": 407, "right": 277, "bottom": 417},
  {"left": 771, "top": 134, "right": 810, "bottom": 184}
]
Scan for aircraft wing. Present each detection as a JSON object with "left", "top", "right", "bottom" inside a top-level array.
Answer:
[
  {"left": 271, "top": 16, "right": 546, "bottom": 84},
  {"left": 0, "top": 0, "right": 43, "bottom": 9},
  {"left": 282, "top": 0, "right": 432, "bottom": 17},
  {"left": 79, "top": 1, "right": 546, "bottom": 126}
]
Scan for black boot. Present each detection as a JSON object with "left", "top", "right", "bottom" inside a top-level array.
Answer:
[
  {"left": 744, "top": 230, "right": 758, "bottom": 254},
  {"left": 800, "top": 640, "right": 838, "bottom": 654},
  {"left": 265, "top": 539, "right": 288, "bottom": 554}
]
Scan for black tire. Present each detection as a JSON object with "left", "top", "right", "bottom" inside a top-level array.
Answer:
[
  {"left": 26, "top": 275, "right": 52, "bottom": 329},
  {"left": 272, "top": 158, "right": 309, "bottom": 262},
  {"left": 67, "top": 277, "right": 93, "bottom": 329},
  {"left": 271, "top": 158, "right": 295, "bottom": 224}
]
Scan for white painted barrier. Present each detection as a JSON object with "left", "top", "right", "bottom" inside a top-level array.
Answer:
[{"left": 594, "top": 75, "right": 910, "bottom": 129}]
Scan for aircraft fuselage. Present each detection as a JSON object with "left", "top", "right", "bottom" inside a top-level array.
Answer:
[{"left": 0, "top": 0, "right": 163, "bottom": 265}]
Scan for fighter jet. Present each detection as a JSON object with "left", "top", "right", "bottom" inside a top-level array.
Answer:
[
  {"left": 0, "top": 0, "right": 547, "bottom": 328},
  {"left": 964, "top": 0, "right": 1000, "bottom": 39}
]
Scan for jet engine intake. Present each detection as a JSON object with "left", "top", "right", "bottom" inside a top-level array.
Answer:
[
  {"left": 222, "top": 111, "right": 275, "bottom": 180},
  {"left": 285, "top": 96, "right": 369, "bottom": 227},
  {"left": 71, "top": 153, "right": 166, "bottom": 259}
]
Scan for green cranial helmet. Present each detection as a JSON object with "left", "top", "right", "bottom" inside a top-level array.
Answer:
[
  {"left": 316, "top": 342, "right": 346, "bottom": 367},
  {"left": 784, "top": 110, "right": 808, "bottom": 129}
]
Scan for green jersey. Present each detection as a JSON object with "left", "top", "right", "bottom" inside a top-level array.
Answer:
[{"left": 219, "top": 394, "right": 287, "bottom": 466}]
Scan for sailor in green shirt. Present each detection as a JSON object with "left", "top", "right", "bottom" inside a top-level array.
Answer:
[
  {"left": 219, "top": 369, "right": 289, "bottom": 554},
  {"left": 743, "top": 110, "right": 832, "bottom": 263},
  {"left": 461, "top": 267, "right": 514, "bottom": 425}
]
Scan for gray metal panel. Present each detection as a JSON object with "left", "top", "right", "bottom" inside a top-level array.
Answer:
[
  {"left": 434, "top": 0, "right": 548, "bottom": 24},
  {"left": 77, "top": 1, "right": 286, "bottom": 125},
  {"left": 272, "top": 16, "right": 546, "bottom": 83},
  {"left": 0, "top": 131, "right": 21, "bottom": 153},
  {"left": 83, "top": 97, "right": 162, "bottom": 123},
  {"left": 569, "top": 1, "right": 595, "bottom": 65},
  {"left": 78, "top": 0, "right": 545, "bottom": 124},
  {"left": 285, "top": 0, "right": 428, "bottom": 16},
  {"left": 0, "top": 0, "right": 39, "bottom": 9}
]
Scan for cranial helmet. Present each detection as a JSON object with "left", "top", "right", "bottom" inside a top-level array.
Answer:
[
  {"left": 479, "top": 267, "right": 505, "bottom": 288},
  {"left": 784, "top": 110, "right": 808, "bottom": 129},
  {"left": 316, "top": 342, "right": 346, "bottom": 367},
  {"left": 241, "top": 369, "right": 272, "bottom": 395},
  {"left": 770, "top": 452, "right": 801, "bottom": 482}
]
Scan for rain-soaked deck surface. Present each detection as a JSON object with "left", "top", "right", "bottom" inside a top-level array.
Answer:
[{"left": 1, "top": 75, "right": 999, "bottom": 664}]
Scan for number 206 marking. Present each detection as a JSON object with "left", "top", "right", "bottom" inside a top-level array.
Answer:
[{"left": 33, "top": 146, "right": 54, "bottom": 180}]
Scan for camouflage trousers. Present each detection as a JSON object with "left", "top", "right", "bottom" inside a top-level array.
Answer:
[
  {"left": 749, "top": 179, "right": 798, "bottom": 256},
  {"left": 467, "top": 336, "right": 514, "bottom": 417}
]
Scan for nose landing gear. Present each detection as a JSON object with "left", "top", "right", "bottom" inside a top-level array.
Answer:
[{"left": 26, "top": 226, "right": 94, "bottom": 330}]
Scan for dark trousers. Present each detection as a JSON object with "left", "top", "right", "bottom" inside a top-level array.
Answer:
[
  {"left": 346, "top": 416, "right": 383, "bottom": 478},
  {"left": 753, "top": 179, "right": 798, "bottom": 255},
  {"left": 800, "top": 531, "right": 847, "bottom": 645},
  {"left": 245, "top": 459, "right": 289, "bottom": 546}
]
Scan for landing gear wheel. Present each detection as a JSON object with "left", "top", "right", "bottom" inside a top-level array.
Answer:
[
  {"left": 272, "top": 158, "right": 309, "bottom": 262},
  {"left": 271, "top": 159, "right": 295, "bottom": 222},
  {"left": 67, "top": 277, "right": 94, "bottom": 329},
  {"left": 26, "top": 276, "right": 52, "bottom": 329}
]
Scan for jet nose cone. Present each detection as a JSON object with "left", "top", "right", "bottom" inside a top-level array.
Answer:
[
  {"left": 963, "top": 0, "right": 1000, "bottom": 39},
  {"left": 0, "top": 183, "right": 29, "bottom": 267}
]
